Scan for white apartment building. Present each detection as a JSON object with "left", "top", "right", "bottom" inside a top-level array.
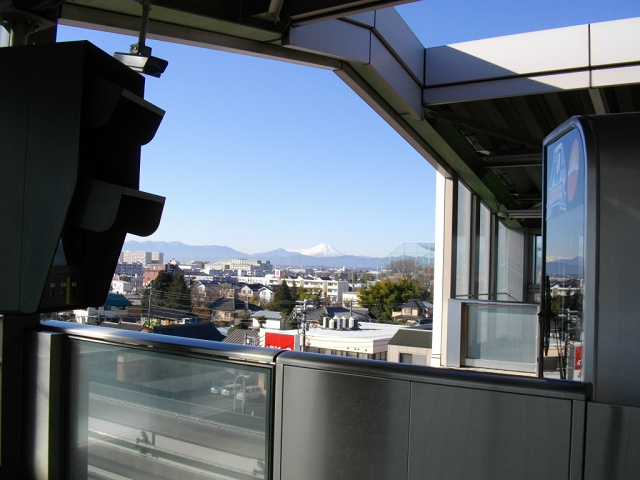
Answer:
[
  {"left": 205, "top": 259, "right": 272, "bottom": 276},
  {"left": 111, "top": 279, "right": 134, "bottom": 295},
  {"left": 236, "top": 274, "right": 349, "bottom": 303},
  {"left": 119, "top": 251, "right": 164, "bottom": 265}
]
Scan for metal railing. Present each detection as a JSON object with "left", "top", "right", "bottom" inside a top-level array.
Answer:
[{"left": 22, "top": 320, "right": 616, "bottom": 479}]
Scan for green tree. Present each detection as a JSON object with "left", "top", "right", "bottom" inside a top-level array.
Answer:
[
  {"left": 299, "top": 286, "right": 322, "bottom": 303},
  {"left": 268, "top": 281, "right": 295, "bottom": 316},
  {"left": 386, "top": 258, "right": 434, "bottom": 302},
  {"left": 167, "top": 273, "right": 192, "bottom": 310},
  {"left": 144, "top": 272, "right": 192, "bottom": 310},
  {"left": 289, "top": 281, "right": 299, "bottom": 305},
  {"left": 358, "top": 277, "right": 427, "bottom": 322}
]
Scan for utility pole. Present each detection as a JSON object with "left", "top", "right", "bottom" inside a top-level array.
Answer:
[
  {"left": 300, "top": 299, "right": 307, "bottom": 352},
  {"left": 147, "top": 286, "right": 152, "bottom": 327}
]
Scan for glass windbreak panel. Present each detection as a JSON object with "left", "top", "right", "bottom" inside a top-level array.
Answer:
[
  {"left": 466, "top": 304, "right": 538, "bottom": 373},
  {"left": 496, "top": 222, "right": 508, "bottom": 301},
  {"left": 477, "top": 204, "right": 491, "bottom": 300},
  {"left": 68, "top": 340, "right": 271, "bottom": 480},
  {"left": 533, "top": 235, "right": 542, "bottom": 285},
  {"left": 544, "top": 127, "right": 584, "bottom": 380},
  {"left": 456, "top": 183, "right": 472, "bottom": 298}
]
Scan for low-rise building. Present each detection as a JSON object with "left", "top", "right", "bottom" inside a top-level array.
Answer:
[
  {"left": 342, "top": 291, "right": 360, "bottom": 307},
  {"left": 387, "top": 329, "right": 433, "bottom": 366},
  {"left": 258, "top": 285, "right": 276, "bottom": 305},
  {"left": 250, "top": 310, "right": 284, "bottom": 330},
  {"left": 191, "top": 280, "right": 234, "bottom": 306},
  {"left": 73, "top": 293, "right": 132, "bottom": 324},
  {"left": 238, "top": 283, "right": 263, "bottom": 303},
  {"left": 208, "top": 298, "right": 261, "bottom": 327},
  {"left": 236, "top": 275, "right": 349, "bottom": 303},
  {"left": 146, "top": 306, "right": 202, "bottom": 325},
  {"left": 261, "top": 321, "right": 422, "bottom": 361},
  {"left": 392, "top": 299, "right": 433, "bottom": 325},
  {"left": 111, "top": 278, "right": 134, "bottom": 295},
  {"left": 142, "top": 263, "right": 182, "bottom": 288}
]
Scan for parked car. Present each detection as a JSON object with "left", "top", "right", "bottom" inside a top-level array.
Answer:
[
  {"left": 210, "top": 384, "right": 225, "bottom": 394},
  {"left": 221, "top": 382, "right": 242, "bottom": 396},
  {"left": 211, "top": 379, "right": 235, "bottom": 394},
  {"left": 235, "top": 385, "right": 263, "bottom": 401}
]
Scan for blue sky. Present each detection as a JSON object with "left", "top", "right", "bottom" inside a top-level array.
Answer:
[{"left": 56, "top": 1, "right": 640, "bottom": 257}]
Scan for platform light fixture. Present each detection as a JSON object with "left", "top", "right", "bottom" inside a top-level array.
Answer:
[{"left": 114, "top": 0, "right": 167, "bottom": 78}]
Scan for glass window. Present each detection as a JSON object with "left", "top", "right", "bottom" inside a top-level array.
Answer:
[
  {"left": 67, "top": 340, "right": 272, "bottom": 479},
  {"left": 466, "top": 303, "right": 538, "bottom": 372},
  {"left": 496, "top": 221, "right": 508, "bottom": 300},
  {"left": 533, "top": 235, "right": 542, "bottom": 285},
  {"left": 400, "top": 352, "right": 427, "bottom": 366},
  {"left": 477, "top": 203, "right": 492, "bottom": 300},
  {"left": 496, "top": 222, "right": 526, "bottom": 302},
  {"left": 456, "top": 183, "right": 472, "bottom": 298},
  {"left": 399, "top": 353, "right": 413, "bottom": 364}
]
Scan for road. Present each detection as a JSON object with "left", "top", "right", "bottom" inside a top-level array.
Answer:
[{"left": 83, "top": 382, "right": 269, "bottom": 479}]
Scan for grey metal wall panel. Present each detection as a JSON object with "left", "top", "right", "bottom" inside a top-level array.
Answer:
[
  {"left": 345, "top": 11, "right": 375, "bottom": 27},
  {"left": 590, "top": 17, "right": 640, "bottom": 66},
  {"left": 425, "top": 25, "right": 588, "bottom": 87},
  {"left": 279, "top": 365, "right": 410, "bottom": 480},
  {"left": 424, "top": 71, "right": 590, "bottom": 105},
  {"left": 584, "top": 403, "right": 640, "bottom": 480},
  {"left": 590, "top": 113, "right": 640, "bottom": 407},
  {"left": 373, "top": 8, "right": 424, "bottom": 82},
  {"left": 408, "top": 382, "right": 574, "bottom": 480},
  {"left": 369, "top": 34, "right": 423, "bottom": 117},
  {"left": 286, "top": 20, "right": 371, "bottom": 63},
  {"left": 23, "top": 331, "right": 65, "bottom": 480}
]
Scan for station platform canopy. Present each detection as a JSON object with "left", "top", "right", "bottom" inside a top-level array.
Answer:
[{"left": 7, "top": 0, "right": 640, "bottom": 231}]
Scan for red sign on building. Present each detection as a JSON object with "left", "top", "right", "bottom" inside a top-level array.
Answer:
[
  {"left": 265, "top": 332, "right": 296, "bottom": 350},
  {"left": 573, "top": 345, "right": 582, "bottom": 380}
]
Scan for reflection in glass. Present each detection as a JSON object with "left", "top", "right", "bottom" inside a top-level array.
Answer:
[
  {"left": 68, "top": 340, "right": 270, "bottom": 479},
  {"left": 543, "top": 127, "right": 584, "bottom": 380},
  {"left": 496, "top": 222, "right": 509, "bottom": 301},
  {"left": 456, "top": 183, "right": 472, "bottom": 298},
  {"left": 534, "top": 236, "right": 542, "bottom": 285},
  {"left": 477, "top": 204, "right": 491, "bottom": 300}
]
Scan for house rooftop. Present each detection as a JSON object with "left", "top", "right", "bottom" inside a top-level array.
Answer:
[
  {"left": 388, "top": 329, "right": 433, "bottom": 348},
  {"left": 152, "top": 323, "right": 225, "bottom": 341},
  {"left": 100, "top": 321, "right": 148, "bottom": 332},
  {"left": 104, "top": 293, "right": 132, "bottom": 307},
  {"left": 266, "top": 322, "right": 424, "bottom": 341},
  {"left": 250, "top": 310, "right": 283, "bottom": 320},
  {"left": 223, "top": 328, "right": 260, "bottom": 345}
]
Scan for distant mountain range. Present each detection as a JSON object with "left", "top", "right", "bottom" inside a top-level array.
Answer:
[
  {"left": 122, "top": 241, "right": 381, "bottom": 269},
  {"left": 546, "top": 257, "right": 584, "bottom": 277},
  {"left": 293, "top": 243, "right": 344, "bottom": 257}
]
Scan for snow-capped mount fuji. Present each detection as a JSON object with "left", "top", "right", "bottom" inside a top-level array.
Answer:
[
  {"left": 292, "top": 243, "right": 344, "bottom": 257},
  {"left": 121, "top": 240, "right": 380, "bottom": 268}
]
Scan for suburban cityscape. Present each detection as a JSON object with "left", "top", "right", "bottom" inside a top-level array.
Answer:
[
  {"left": 61, "top": 243, "right": 436, "bottom": 367},
  {"left": 4, "top": 1, "right": 640, "bottom": 477}
]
